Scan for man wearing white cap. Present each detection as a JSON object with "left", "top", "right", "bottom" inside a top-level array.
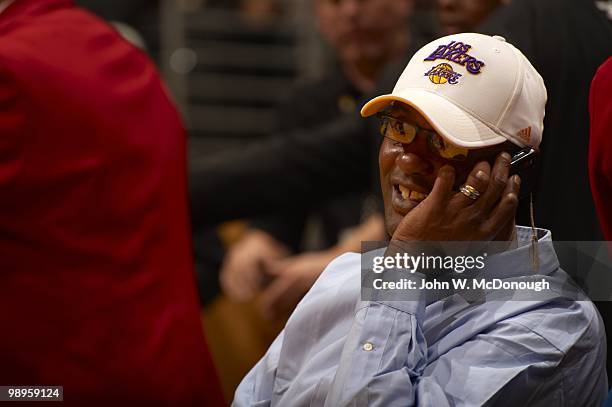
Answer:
[{"left": 233, "top": 33, "right": 607, "bottom": 406}]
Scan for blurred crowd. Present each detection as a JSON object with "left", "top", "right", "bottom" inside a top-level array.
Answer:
[{"left": 1, "top": 0, "right": 611, "bottom": 404}]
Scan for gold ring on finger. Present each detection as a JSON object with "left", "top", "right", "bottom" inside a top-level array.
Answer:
[{"left": 460, "top": 184, "right": 481, "bottom": 200}]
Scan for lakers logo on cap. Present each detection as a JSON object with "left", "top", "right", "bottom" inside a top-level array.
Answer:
[
  {"left": 424, "top": 41, "right": 485, "bottom": 74},
  {"left": 425, "top": 63, "right": 462, "bottom": 85}
]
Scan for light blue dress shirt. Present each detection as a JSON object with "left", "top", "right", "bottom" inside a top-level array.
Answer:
[{"left": 234, "top": 227, "right": 608, "bottom": 406}]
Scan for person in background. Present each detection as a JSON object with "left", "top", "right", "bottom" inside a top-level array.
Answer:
[
  {"left": 219, "top": 0, "right": 419, "bottom": 320},
  {"left": 0, "top": 0, "right": 223, "bottom": 405},
  {"left": 589, "top": 57, "right": 612, "bottom": 241}
]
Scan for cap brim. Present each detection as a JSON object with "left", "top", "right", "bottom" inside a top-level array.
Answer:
[{"left": 361, "top": 90, "right": 508, "bottom": 148}]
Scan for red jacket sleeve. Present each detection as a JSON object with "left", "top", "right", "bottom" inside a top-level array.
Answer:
[
  {"left": 0, "top": 62, "right": 26, "bottom": 188},
  {"left": 589, "top": 57, "right": 612, "bottom": 240}
]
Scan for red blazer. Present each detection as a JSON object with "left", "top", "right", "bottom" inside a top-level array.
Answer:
[
  {"left": 589, "top": 57, "right": 612, "bottom": 241},
  {"left": 0, "top": 1, "right": 224, "bottom": 405}
]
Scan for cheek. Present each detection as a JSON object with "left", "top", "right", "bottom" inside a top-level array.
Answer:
[{"left": 379, "top": 143, "right": 397, "bottom": 186}]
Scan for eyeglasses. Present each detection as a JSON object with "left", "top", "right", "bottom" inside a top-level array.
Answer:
[{"left": 377, "top": 113, "right": 470, "bottom": 161}]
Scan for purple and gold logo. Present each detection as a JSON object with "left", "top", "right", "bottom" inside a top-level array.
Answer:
[
  {"left": 424, "top": 41, "right": 485, "bottom": 75},
  {"left": 425, "top": 63, "right": 462, "bottom": 85}
]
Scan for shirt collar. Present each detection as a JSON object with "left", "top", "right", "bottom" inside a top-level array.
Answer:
[{"left": 482, "top": 226, "right": 559, "bottom": 279}]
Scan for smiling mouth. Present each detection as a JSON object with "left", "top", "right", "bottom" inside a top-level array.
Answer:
[{"left": 397, "top": 185, "right": 429, "bottom": 202}]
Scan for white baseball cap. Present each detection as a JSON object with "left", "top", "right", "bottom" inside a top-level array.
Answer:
[{"left": 361, "top": 33, "right": 547, "bottom": 149}]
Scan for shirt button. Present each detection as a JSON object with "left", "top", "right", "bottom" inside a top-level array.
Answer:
[{"left": 363, "top": 342, "right": 374, "bottom": 352}]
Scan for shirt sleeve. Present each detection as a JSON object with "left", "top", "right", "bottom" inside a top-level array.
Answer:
[
  {"left": 233, "top": 331, "right": 285, "bottom": 406},
  {"left": 324, "top": 295, "right": 428, "bottom": 406}
]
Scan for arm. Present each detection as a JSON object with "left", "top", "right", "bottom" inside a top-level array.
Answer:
[
  {"left": 189, "top": 114, "right": 374, "bottom": 227},
  {"left": 256, "top": 215, "right": 385, "bottom": 320}
]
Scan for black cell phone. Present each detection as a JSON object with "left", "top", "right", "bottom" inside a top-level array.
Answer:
[
  {"left": 510, "top": 147, "right": 537, "bottom": 175},
  {"left": 509, "top": 147, "right": 538, "bottom": 199}
]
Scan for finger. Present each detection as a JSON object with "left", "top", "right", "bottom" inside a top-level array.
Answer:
[
  {"left": 481, "top": 174, "right": 521, "bottom": 237},
  {"left": 449, "top": 161, "right": 490, "bottom": 208},
  {"left": 474, "top": 152, "right": 512, "bottom": 213},
  {"left": 261, "top": 257, "right": 286, "bottom": 278},
  {"left": 225, "top": 268, "right": 254, "bottom": 301},
  {"left": 239, "top": 262, "right": 260, "bottom": 295},
  {"left": 243, "top": 263, "right": 261, "bottom": 290},
  {"left": 425, "top": 165, "right": 456, "bottom": 209},
  {"left": 221, "top": 258, "right": 259, "bottom": 301},
  {"left": 219, "top": 263, "right": 243, "bottom": 299}
]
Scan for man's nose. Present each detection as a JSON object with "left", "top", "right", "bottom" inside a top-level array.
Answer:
[{"left": 396, "top": 149, "right": 434, "bottom": 176}]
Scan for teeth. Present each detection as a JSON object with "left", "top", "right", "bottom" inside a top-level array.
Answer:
[
  {"left": 410, "top": 190, "right": 428, "bottom": 201},
  {"left": 398, "top": 185, "right": 428, "bottom": 202}
]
